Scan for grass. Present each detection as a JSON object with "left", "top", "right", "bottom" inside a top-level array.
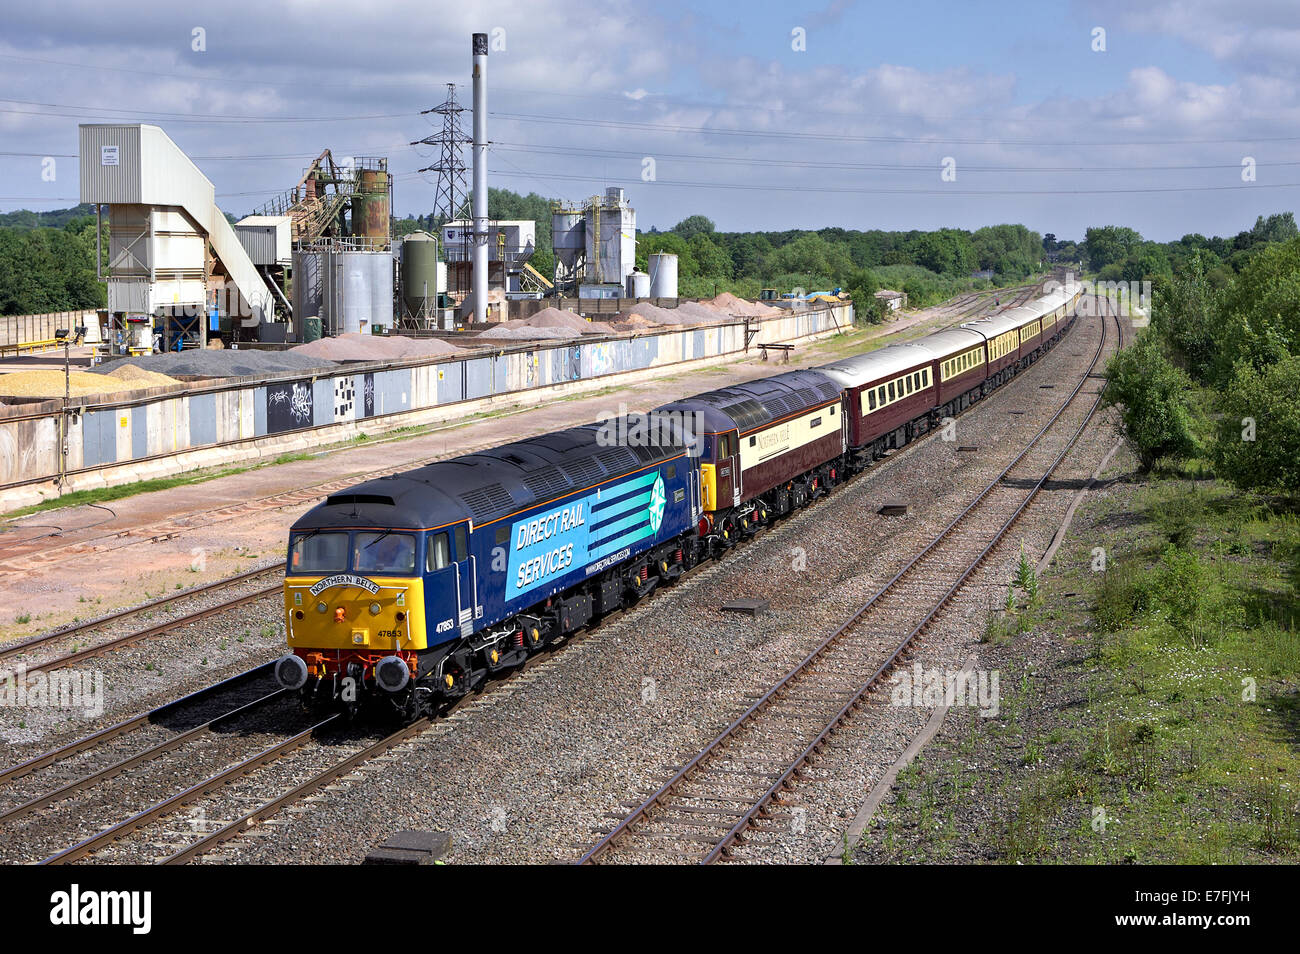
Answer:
[
  {"left": 2, "top": 451, "right": 313, "bottom": 519},
  {"left": 872, "top": 472, "right": 1300, "bottom": 864},
  {"left": 1023, "top": 481, "right": 1298, "bottom": 861}
]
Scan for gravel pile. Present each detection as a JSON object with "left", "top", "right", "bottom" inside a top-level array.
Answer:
[
  {"left": 291, "top": 333, "right": 461, "bottom": 362},
  {"left": 94, "top": 349, "right": 336, "bottom": 379}
]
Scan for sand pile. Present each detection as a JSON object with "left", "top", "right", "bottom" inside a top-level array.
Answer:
[
  {"left": 104, "top": 364, "right": 180, "bottom": 388},
  {"left": 704, "top": 292, "right": 782, "bottom": 316},
  {"left": 475, "top": 307, "right": 615, "bottom": 341},
  {"left": 292, "top": 333, "right": 461, "bottom": 362},
  {"left": 610, "top": 314, "right": 657, "bottom": 331},
  {"left": 621, "top": 302, "right": 690, "bottom": 325},
  {"left": 524, "top": 308, "right": 613, "bottom": 334},
  {"left": 0, "top": 368, "right": 177, "bottom": 398},
  {"left": 675, "top": 302, "right": 735, "bottom": 324}
]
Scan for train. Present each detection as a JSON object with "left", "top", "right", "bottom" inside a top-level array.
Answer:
[{"left": 274, "top": 280, "right": 1083, "bottom": 718}]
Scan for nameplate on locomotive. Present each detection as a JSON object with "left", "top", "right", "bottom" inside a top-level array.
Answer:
[{"left": 309, "top": 574, "right": 381, "bottom": 596}]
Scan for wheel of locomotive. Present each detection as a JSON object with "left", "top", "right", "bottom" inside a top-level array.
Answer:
[{"left": 523, "top": 621, "right": 545, "bottom": 651}]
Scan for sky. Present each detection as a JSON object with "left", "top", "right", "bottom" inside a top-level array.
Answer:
[{"left": 2, "top": 0, "right": 1299, "bottom": 241}]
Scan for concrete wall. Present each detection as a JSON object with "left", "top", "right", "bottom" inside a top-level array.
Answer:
[{"left": 0, "top": 303, "right": 852, "bottom": 508}]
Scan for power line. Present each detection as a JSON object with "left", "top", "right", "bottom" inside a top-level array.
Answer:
[
  {"left": 483, "top": 167, "right": 1300, "bottom": 197},
  {"left": 0, "top": 97, "right": 411, "bottom": 124},
  {"left": 489, "top": 141, "right": 1300, "bottom": 174},
  {"left": 490, "top": 111, "right": 1300, "bottom": 147}
]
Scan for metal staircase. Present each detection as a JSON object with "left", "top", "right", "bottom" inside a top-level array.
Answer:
[{"left": 253, "top": 150, "right": 356, "bottom": 246}]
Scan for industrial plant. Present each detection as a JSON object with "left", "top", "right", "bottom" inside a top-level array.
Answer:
[{"left": 70, "top": 31, "right": 691, "bottom": 357}]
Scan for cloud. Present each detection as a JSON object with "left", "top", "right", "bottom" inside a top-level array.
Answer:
[
  {"left": 1, "top": 0, "right": 1297, "bottom": 241},
  {"left": 1084, "top": 0, "right": 1300, "bottom": 77}
]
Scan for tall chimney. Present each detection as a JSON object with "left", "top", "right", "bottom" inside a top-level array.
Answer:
[{"left": 472, "top": 32, "right": 489, "bottom": 324}]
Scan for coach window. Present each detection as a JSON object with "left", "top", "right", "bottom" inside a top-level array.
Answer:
[
  {"left": 427, "top": 532, "right": 451, "bottom": 572},
  {"left": 867, "top": 390, "right": 876, "bottom": 411},
  {"left": 888, "top": 382, "right": 895, "bottom": 401}
]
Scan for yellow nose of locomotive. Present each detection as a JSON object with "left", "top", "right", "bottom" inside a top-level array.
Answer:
[{"left": 283, "top": 576, "right": 427, "bottom": 658}]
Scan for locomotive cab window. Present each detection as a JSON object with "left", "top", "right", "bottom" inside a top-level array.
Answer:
[
  {"left": 355, "top": 532, "right": 416, "bottom": 575},
  {"left": 289, "top": 531, "right": 348, "bottom": 573},
  {"left": 453, "top": 525, "right": 468, "bottom": 561},
  {"left": 427, "top": 532, "right": 451, "bottom": 572}
]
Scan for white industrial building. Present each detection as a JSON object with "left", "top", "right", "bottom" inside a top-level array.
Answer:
[{"left": 78, "top": 124, "right": 277, "bottom": 349}]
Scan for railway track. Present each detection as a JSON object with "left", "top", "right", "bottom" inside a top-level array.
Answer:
[
  {"left": 0, "top": 664, "right": 308, "bottom": 865},
  {"left": 576, "top": 299, "right": 1119, "bottom": 864},
  {"left": 4, "top": 295, "right": 1101, "bottom": 866},
  {"left": 35, "top": 612, "right": 626, "bottom": 864},
  {"left": 0, "top": 564, "right": 282, "bottom": 677}
]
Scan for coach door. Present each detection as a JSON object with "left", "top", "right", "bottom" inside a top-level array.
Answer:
[{"left": 715, "top": 431, "right": 740, "bottom": 506}]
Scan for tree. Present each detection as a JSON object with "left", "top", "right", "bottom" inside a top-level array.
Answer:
[
  {"left": 844, "top": 268, "right": 882, "bottom": 323},
  {"left": 637, "top": 232, "right": 697, "bottom": 277},
  {"left": 1214, "top": 355, "right": 1300, "bottom": 496},
  {"left": 687, "top": 233, "right": 732, "bottom": 280},
  {"left": 672, "top": 215, "right": 716, "bottom": 241},
  {"left": 971, "top": 224, "right": 1041, "bottom": 278},
  {"left": 723, "top": 232, "right": 773, "bottom": 279},
  {"left": 1213, "top": 235, "right": 1300, "bottom": 381},
  {"left": 1100, "top": 332, "right": 1197, "bottom": 471},
  {"left": 1152, "top": 252, "right": 1218, "bottom": 383},
  {"left": 1084, "top": 225, "right": 1143, "bottom": 271},
  {"left": 913, "top": 228, "right": 975, "bottom": 276},
  {"left": 767, "top": 233, "right": 854, "bottom": 283},
  {"left": 1249, "top": 212, "right": 1298, "bottom": 245}
]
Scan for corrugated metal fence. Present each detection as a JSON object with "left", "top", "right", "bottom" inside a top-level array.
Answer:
[{"left": 0, "top": 311, "right": 99, "bottom": 347}]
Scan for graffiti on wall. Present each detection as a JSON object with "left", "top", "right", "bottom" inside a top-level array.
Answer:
[{"left": 266, "top": 381, "right": 313, "bottom": 434}]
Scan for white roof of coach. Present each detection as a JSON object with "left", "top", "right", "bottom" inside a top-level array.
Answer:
[
  {"left": 818, "top": 341, "right": 941, "bottom": 388},
  {"left": 920, "top": 326, "right": 989, "bottom": 361},
  {"left": 962, "top": 314, "right": 1022, "bottom": 340}
]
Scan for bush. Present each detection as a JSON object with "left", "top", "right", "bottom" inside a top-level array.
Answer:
[
  {"left": 1155, "top": 545, "right": 1206, "bottom": 635},
  {"left": 1100, "top": 332, "right": 1198, "bottom": 471},
  {"left": 1094, "top": 563, "right": 1151, "bottom": 631},
  {"left": 1213, "top": 355, "right": 1300, "bottom": 497},
  {"left": 1150, "top": 486, "right": 1205, "bottom": 549}
]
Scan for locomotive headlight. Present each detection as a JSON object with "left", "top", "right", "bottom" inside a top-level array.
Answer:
[
  {"left": 316, "top": 601, "right": 328, "bottom": 614},
  {"left": 369, "top": 602, "right": 382, "bottom": 616}
]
